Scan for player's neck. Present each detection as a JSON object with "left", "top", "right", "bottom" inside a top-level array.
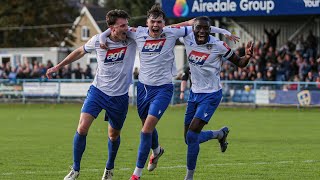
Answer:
[{"left": 109, "top": 34, "right": 121, "bottom": 42}]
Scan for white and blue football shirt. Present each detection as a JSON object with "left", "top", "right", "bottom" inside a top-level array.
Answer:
[
  {"left": 84, "top": 34, "right": 136, "bottom": 96},
  {"left": 182, "top": 33, "right": 234, "bottom": 93}
]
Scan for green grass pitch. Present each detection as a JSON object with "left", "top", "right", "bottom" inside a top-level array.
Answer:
[{"left": 0, "top": 104, "right": 319, "bottom": 179}]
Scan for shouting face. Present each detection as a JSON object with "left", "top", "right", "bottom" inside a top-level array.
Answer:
[
  {"left": 110, "top": 18, "right": 129, "bottom": 41},
  {"left": 146, "top": 15, "right": 165, "bottom": 38},
  {"left": 193, "top": 19, "right": 210, "bottom": 45}
]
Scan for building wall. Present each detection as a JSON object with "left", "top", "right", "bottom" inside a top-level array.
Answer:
[
  {"left": 71, "top": 14, "right": 100, "bottom": 48},
  {"left": 0, "top": 47, "right": 68, "bottom": 68}
]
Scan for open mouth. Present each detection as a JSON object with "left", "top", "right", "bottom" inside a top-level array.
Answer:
[
  {"left": 152, "top": 27, "right": 160, "bottom": 34},
  {"left": 198, "top": 35, "right": 206, "bottom": 41}
]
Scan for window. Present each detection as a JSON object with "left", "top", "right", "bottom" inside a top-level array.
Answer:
[{"left": 81, "top": 26, "right": 90, "bottom": 41}]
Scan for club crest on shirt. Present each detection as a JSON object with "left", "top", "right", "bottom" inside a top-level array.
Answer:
[
  {"left": 105, "top": 47, "right": 127, "bottom": 63},
  {"left": 121, "top": 40, "right": 128, "bottom": 46},
  {"left": 160, "top": 33, "right": 166, "bottom": 38},
  {"left": 188, "top": 50, "right": 210, "bottom": 66},
  {"left": 206, "top": 44, "right": 212, "bottom": 50},
  {"left": 142, "top": 39, "right": 166, "bottom": 52}
]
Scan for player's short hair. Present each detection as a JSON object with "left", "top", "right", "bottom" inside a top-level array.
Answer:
[
  {"left": 194, "top": 16, "right": 212, "bottom": 26},
  {"left": 106, "top": 9, "right": 130, "bottom": 26},
  {"left": 147, "top": 3, "right": 166, "bottom": 19}
]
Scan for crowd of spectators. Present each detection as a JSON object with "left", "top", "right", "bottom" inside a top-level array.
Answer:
[
  {"left": 0, "top": 58, "right": 93, "bottom": 83},
  {"left": 174, "top": 29, "right": 319, "bottom": 91},
  {"left": 1, "top": 30, "right": 319, "bottom": 86},
  {"left": 219, "top": 30, "right": 319, "bottom": 84}
]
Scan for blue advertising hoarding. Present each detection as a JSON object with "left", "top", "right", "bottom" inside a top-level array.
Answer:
[{"left": 162, "top": 0, "right": 320, "bottom": 18}]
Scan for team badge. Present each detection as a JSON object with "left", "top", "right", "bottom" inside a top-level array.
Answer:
[
  {"left": 121, "top": 40, "right": 128, "bottom": 46},
  {"left": 297, "top": 90, "right": 311, "bottom": 106},
  {"left": 206, "top": 44, "right": 212, "bottom": 50}
]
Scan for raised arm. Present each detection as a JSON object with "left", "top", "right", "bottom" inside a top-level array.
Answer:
[
  {"left": 228, "top": 41, "right": 254, "bottom": 68},
  {"left": 168, "top": 18, "right": 195, "bottom": 27},
  {"left": 46, "top": 47, "right": 86, "bottom": 79},
  {"left": 210, "top": 26, "right": 239, "bottom": 44}
]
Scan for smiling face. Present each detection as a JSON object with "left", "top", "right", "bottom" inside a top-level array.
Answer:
[
  {"left": 193, "top": 19, "right": 210, "bottom": 45},
  {"left": 146, "top": 15, "right": 165, "bottom": 38},
  {"left": 110, "top": 18, "right": 129, "bottom": 41}
]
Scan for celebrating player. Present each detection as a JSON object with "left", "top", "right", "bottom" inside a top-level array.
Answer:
[
  {"left": 99, "top": 4, "right": 238, "bottom": 180},
  {"left": 180, "top": 16, "right": 253, "bottom": 180},
  {"left": 46, "top": 10, "right": 136, "bottom": 180}
]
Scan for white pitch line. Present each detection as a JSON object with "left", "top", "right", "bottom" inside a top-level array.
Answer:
[{"left": 1, "top": 160, "right": 319, "bottom": 176}]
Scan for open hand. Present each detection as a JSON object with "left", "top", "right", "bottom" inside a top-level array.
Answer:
[
  {"left": 245, "top": 41, "right": 254, "bottom": 58},
  {"left": 100, "top": 43, "right": 108, "bottom": 50},
  {"left": 224, "top": 34, "right": 240, "bottom": 44},
  {"left": 46, "top": 66, "right": 59, "bottom": 79}
]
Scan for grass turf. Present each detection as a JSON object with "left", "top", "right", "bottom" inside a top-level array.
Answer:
[{"left": 0, "top": 104, "right": 319, "bottom": 179}]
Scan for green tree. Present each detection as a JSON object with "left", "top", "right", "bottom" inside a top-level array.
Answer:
[
  {"left": 0, "top": 0, "right": 79, "bottom": 47},
  {"left": 104, "top": 0, "right": 155, "bottom": 27}
]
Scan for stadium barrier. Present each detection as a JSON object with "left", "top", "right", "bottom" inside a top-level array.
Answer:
[{"left": 0, "top": 79, "right": 319, "bottom": 107}]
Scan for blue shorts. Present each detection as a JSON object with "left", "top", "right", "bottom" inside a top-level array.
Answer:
[
  {"left": 184, "top": 89, "right": 222, "bottom": 125},
  {"left": 137, "top": 82, "right": 173, "bottom": 120},
  {"left": 81, "top": 85, "right": 129, "bottom": 130}
]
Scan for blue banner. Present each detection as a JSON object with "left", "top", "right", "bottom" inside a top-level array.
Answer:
[
  {"left": 162, "top": 0, "right": 320, "bottom": 18},
  {"left": 269, "top": 90, "right": 320, "bottom": 105}
]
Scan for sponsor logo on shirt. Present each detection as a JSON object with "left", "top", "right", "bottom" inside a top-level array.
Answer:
[
  {"left": 142, "top": 39, "right": 166, "bottom": 52},
  {"left": 105, "top": 47, "right": 127, "bottom": 63},
  {"left": 188, "top": 50, "right": 210, "bottom": 66}
]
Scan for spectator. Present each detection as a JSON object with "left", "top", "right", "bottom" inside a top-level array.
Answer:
[
  {"left": 8, "top": 67, "right": 17, "bottom": 83},
  {"left": 295, "top": 35, "right": 304, "bottom": 54},
  {"left": 289, "top": 75, "right": 300, "bottom": 90},
  {"left": 306, "top": 30, "right": 318, "bottom": 58},
  {"left": 72, "top": 63, "right": 83, "bottom": 79},
  {"left": 265, "top": 70, "right": 274, "bottom": 81},
  {"left": 61, "top": 65, "right": 72, "bottom": 79},
  {"left": 264, "top": 28, "right": 281, "bottom": 49},
  {"left": 315, "top": 77, "right": 320, "bottom": 89},
  {"left": 255, "top": 72, "right": 264, "bottom": 81},
  {"left": 84, "top": 65, "right": 93, "bottom": 79}
]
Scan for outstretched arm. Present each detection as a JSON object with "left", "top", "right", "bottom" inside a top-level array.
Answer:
[
  {"left": 169, "top": 18, "right": 195, "bottom": 27},
  {"left": 46, "top": 47, "right": 86, "bottom": 79},
  {"left": 210, "top": 27, "right": 240, "bottom": 44},
  {"left": 228, "top": 41, "right": 254, "bottom": 68}
]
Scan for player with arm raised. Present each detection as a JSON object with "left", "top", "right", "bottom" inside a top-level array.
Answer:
[
  {"left": 46, "top": 10, "right": 136, "bottom": 180},
  {"left": 180, "top": 16, "right": 253, "bottom": 180},
  {"left": 99, "top": 4, "right": 238, "bottom": 180}
]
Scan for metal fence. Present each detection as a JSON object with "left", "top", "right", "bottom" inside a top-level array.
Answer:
[{"left": 1, "top": 79, "right": 319, "bottom": 107}]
